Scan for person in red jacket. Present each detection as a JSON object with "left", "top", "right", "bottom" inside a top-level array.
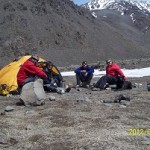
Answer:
[
  {"left": 17, "top": 54, "right": 47, "bottom": 88},
  {"left": 94, "top": 59, "right": 126, "bottom": 90}
]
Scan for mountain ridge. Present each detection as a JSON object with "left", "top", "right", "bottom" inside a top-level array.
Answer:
[
  {"left": 82, "top": 0, "right": 150, "bottom": 12},
  {"left": 82, "top": 0, "right": 150, "bottom": 31},
  {"left": 0, "top": 0, "right": 149, "bottom": 68}
]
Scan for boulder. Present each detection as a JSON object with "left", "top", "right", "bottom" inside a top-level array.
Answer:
[{"left": 20, "top": 79, "right": 46, "bottom": 106}]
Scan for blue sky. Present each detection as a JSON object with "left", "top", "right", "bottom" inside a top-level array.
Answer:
[
  {"left": 73, "top": 0, "right": 90, "bottom": 5},
  {"left": 73, "top": 0, "right": 150, "bottom": 5}
]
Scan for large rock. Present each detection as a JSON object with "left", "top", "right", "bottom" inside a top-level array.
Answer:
[{"left": 20, "top": 79, "right": 46, "bottom": 106}]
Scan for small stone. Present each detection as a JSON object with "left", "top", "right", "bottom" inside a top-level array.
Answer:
[
  {"left": 5, "top": 106, "right": 15, "bottom": 112},
  {"left": 24, "top": 110, "right": 35, "bottom": 115},
  {"left": 0, "top": 111, "right": 6, "bottom": 115},
  {"left": 115, "top": 94, "right": 130, "bottom": 102},
  {"left": 91, "top": 88, "right": 99, "bottom": 91},
  {"left": 106, "top": 87, "right": 111, "bottom": 90},
  {"left": 103, "top": 99, "right": 114, "bottom": 103},
  {"left": 120, "top": 104, "right": 127, "bottom": 108},
  {"left": 6, "top": 94, "right": 12, "bottom": 97},
  {"left": 49, "top": 96, "right": 56, "bottom": 101},
  {"left": 77, "top": 88, "right": 82, "bottom": 91}
]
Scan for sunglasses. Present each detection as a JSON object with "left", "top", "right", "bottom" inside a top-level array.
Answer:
[
  {"left": 107, "top": 61, "right": 111, "bottom": 63},
  {"left": 82, "top": 63, "right": 87, "bottom": 66}
]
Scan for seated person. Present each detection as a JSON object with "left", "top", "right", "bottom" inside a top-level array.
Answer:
[
  {"left": 42, "top": 61, "right": 63, "bottom": 86},
  {"left": 17, "top": 54, "right": 47, "bottom": 89},
  {"left": 94, "top": 59, "right": 126, "bottom": 90},
  {"left": 74, "top": 61, "right": 94, "bottom": 88},
  {"left": 42, "top": 61, "right": 70, "bottom": 93}
]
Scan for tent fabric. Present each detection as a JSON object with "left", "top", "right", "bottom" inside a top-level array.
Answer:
[
  {"left": 37, "top": 62, "right": 60, "bottom": 76},
  {"left": 51, "top": 66, "right": 60, "bottom": 75},
  {"left": 0, "top": 55, "right": 45, "bottom": 95}
]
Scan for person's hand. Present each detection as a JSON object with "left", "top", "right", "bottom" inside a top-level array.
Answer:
[
  {"left": 122, "top": 76, "right": 126, "bottom": 80},
  {"left": 81, "top": 70, "right": 86, "bottom": 73},
  {"left": 84, "top": 72, "right": 88, "bottom": 76}
]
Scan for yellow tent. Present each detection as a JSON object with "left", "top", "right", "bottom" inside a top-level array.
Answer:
[{"left": 0, "top": 55, "right": 45, "bottom": 95}]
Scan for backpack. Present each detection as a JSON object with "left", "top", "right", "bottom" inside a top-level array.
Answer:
[{"left": 121, "top": 81, "right": 132, "bottom": 90}]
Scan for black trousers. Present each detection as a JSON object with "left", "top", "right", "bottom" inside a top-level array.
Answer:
[
  {"left": 76, "top": 73, "right": 93, "bottom": 85},
  {"left": 53, "top": 75, "right": 63, "bottom": 87},
  {"left": 95, "top": 75, "right": 118, "bottom": 89},
  {"left": 43, "top": 78, "right": 58, "bottom": 92}
]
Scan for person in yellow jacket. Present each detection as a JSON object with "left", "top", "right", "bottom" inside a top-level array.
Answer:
[{"left": 43, "top": 61, "right": 63, "bottom": 87}]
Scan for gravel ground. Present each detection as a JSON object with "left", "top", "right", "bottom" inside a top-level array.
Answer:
[{"left": 0, "top": 75, "right": 150, "bottom": 150}]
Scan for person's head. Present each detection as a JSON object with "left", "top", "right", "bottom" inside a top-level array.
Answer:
[
  {"left": 46, "top": 61, "right": 53, "bottom": 69},
  {"left": 30, "top": 54, "right": 39, "bottom": 62},
  {"left": 106, "top": 59, "right": 113, "bottom": 65},
  {"left": 24, "top": 52, "right": 30, "bottom": 56},
  {"left": 81, "top": 61, "right": 88, "bottom": 68}
]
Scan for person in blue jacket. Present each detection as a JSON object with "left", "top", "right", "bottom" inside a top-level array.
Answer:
[{"left": 74, "top": 61, "right": 94, "bottom": 88}]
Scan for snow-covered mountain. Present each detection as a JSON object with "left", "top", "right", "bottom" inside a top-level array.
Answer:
[
  {"left": 82, "top": 0, "right": 150, "bottom": 31},
  {"left": 83, "top": 0, "right": 150, "bottom": 13}
]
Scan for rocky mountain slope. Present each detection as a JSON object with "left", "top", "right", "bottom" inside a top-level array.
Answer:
[
  {"left": 83, "top": 0, "right": 150, "bottom": 31},
  {"left": 0, "top": 0, "right": 150, "bottom": 68},
  {"left": 82, "top": 0, "right": 150, "bottom": 50}
]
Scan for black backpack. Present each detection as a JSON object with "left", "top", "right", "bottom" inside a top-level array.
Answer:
[{"left": 122, "top": 81, "right": 132, "bottom": 90}]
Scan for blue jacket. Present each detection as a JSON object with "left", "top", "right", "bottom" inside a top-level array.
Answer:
[{"left": 75, "top": 66, "right": 94, "bottom": 75}]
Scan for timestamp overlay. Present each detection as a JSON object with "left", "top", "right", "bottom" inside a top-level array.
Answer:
[{"left": 129, "top": 128, "right": 150, "bottom": 136}]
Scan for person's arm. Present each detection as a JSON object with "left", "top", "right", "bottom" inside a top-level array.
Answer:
[
  {"left": 27, "top": 64, "right": 47, "bottom": 78},
  {"left": 74, "top": 67, "right": 81, "bottom": 73},
  {"left": 115, "top": 65, "right": 126, "bottom": 80},
  {"left": 87, "top": 66, "right": 94, "bottom": 74}
]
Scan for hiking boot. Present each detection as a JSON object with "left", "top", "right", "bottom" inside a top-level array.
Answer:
[
  {"left": 65, "top": 87, "right": 71, "bottom": 93},
  {"left": 104, "top": 83, "right": 109, "bottom": 89}
]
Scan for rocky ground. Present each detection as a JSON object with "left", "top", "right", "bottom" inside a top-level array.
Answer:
[
  {"left": 0, "top": 71, "right": 150, "bottom": 150},
  {"left": 1, "top": 0, "right": 150, "bottom": 148}
]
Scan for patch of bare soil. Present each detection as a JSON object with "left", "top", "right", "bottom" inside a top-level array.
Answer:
[{"left": 0, "top": 76, "right": 150, "bottom": 150}]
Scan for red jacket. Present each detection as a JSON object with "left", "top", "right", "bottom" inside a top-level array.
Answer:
[
  {"left": 17, "top": 59, "right": 47, "bottom": 86},
  {"left": 106, "top": 63, "right": 126, "bottom": 80}
]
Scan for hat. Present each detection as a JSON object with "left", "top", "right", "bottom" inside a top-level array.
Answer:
[
  {"left": 31, "top": 54, "right": 39, "bottom": 61},
  {"left": 47, "top": 61, "right": 53, "bottom": 66},
  {"left": 106, "top": 59, "right": 112, "bottom": 63}
]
